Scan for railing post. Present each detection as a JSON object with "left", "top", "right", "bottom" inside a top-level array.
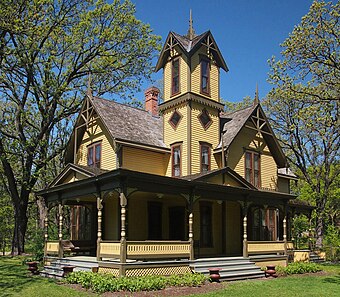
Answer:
[
  {"left": 119, "top": 192, "right": 127, "bottom": 277},
  {"left": 96, "top": 196, "right": 103, "bottom": 261},
  {"left": 189, "top": 213, "right": 194, "bottom": 260},
  {"left": 44, "top": 209, "right": 48, "bottom": 258},
  {"left": 58, "top": 203, "right": 63, "bottom": 258},
  {"left": 242, "top": 202, "right": 248, "bottom": 258}
]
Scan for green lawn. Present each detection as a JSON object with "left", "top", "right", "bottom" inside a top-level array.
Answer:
[{"left": 0, "top": 257, "right": 339, "bottom": 297}]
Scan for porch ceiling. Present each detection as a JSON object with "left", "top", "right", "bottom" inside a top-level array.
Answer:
[{"left": 36, "top": 168, "right": 296, "bottom": 205}]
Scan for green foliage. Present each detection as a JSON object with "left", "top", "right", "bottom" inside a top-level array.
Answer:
[
  {"left": 276, "top": 262, "right": 322, "bottom": 275},
  {"left": 266, "top": 0, "right": 340, "bottom": 248},
  {"left": 66, "top": 271, "right": 207, "bottom": 293},
  {"left": 0, "top": 188, "right": 14, "bottom": 254},
  {"left": 0, "top": 0, "right": 161, "bottom": 254},
  {"left": 222, "top": 96, "right": 253, "bottom": 112},
  {"left": 292, "top": 214, "right": 310, "bottom": 249},
  {"left": 323, "top": 225, "right": 340, "bottom": 261}
]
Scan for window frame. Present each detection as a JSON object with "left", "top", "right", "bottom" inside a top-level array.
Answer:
[
  {"left": 171, "top": 57, "right": 180, "bottom": 96},
  {"left": 244, "top": 151, "right": 261, "bottom": 188},
  {"left": 87, "top": 142, "right": 102, "bottom": 168},
  {"left": 198, "top": 108, "right": 213, "bottom": 130},
  {"left": 200, "top": 57, "right": 210, "bottom": 96},
  {"left": 169, "top": 109, "right": 182, "bottom": 130},
  {"left": 171, "top": 143, "right": 182, "bottom": 177},
  {"left": 200, "top": 143, "right": 211, "bottom": 173}
]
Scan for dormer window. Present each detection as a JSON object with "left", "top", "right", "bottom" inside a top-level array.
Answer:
[
  {"left": 200, "top": 58, "right": 210, "bottom": 95},
  {"left": 171, "top": 58, "right": 180, "bottom": 96},
  {"left": 88, "top": 142, "right": 101, "bottom": 168}
]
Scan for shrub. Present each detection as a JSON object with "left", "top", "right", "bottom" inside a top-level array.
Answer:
[
  {"left": 66, "top": 271, "right": 207, "bottom": 293},
  {"left": 276, "top": 262, "right": 322, "bottom": 275}
]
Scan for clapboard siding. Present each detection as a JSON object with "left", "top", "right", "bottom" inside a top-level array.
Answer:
[
  {"left": 122, "top": 146, "right": 167, "bottom": 176},
  {"left": 76, "top": 117, "right": 116, "bottom": 171}
]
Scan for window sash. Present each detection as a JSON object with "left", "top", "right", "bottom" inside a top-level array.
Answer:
[
  {"left": 172, "top": 145, "right": 181, "bottom": 177},
  {"left": 245, "top": 151, "right": 260, "bottom": 187},
  {"left": 172, "top": 59, "right": 179, "bottom": 95},
  {"left": 88, "top": 143, "right": 101, "bottom": 168},
  {"left": 201, "top": 145, "right": 210, "bottom": 173},
  {"left": 200, "top": 59, "right": 210, "bottom": 94}
]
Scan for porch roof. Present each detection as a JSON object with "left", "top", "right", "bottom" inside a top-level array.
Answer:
[{"left": 36, "top": 168, "right": 296, "bottom": 204}]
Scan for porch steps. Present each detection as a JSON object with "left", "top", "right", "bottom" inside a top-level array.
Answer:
[
  {"left": 40, "top": 256, "right": 99, "bottom": 279},
  {"left": 309, "top": 252, "right": 325, "bottom": 263},
  {"left": 191, "top": 257, "right": 264, "bottom": 281}
]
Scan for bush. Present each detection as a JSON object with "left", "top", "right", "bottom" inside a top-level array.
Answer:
[
  {"left": 323, "top": 225, "right": 340, "bottom": 262},
  {"left": 276, "top": 262, "right": 322, "bottom": 275},
  {"left": 66, "top": 271, "right": 207, "bottom": 293}
]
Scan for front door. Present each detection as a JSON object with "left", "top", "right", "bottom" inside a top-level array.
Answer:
[{"left": 169, "top": 207, "right": 185, "bottom": 240}]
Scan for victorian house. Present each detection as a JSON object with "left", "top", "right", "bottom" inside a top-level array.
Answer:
[{"left": 37, "top": 20, "right": 305, "bottom": 279}]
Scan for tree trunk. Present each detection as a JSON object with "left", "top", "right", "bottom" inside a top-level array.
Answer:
[
  {"left": 11, "top": 201, "right": 28, "bottom": 255},
  {"left": 315, "top": 215, "right": 324, "bottom": 249},
  {"left": 36, "top": 196, "right": 47, "bottom": 229}
]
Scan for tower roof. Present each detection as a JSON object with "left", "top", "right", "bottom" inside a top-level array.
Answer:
[{"left": 155, "top": 30, "right": 228, "bottom": 72}]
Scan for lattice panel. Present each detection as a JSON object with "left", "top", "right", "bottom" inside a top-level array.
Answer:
[
  {"left": 98, "top": 267, "right": 120, "bottom": 277},
  {"left": 126, "top": 266, "right": 191, "bottom": 277}
]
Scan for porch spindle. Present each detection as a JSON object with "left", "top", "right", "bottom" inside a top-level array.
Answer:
[
  {"left": 189, "top": 212, "right": 194, "bottom": 260},
  {"left": 96, "top": 196, "right": 103, "bottom": 261},
  {"left": 243, "top": 209, "right": 248, "bottom": 258},
  {"left": 119, "top": 192, "right": 127, "bottom": 276},
  {"left": 58, "top": 203, "right": 63, "bottom": 258}
]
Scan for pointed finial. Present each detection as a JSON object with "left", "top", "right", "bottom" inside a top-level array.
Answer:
[
  {"left": 187, "top": 9, "right": 195, "bottom": 40},
  {"left": 86, "top": 72, "right": 93, "bottom": 98},
  {"left": 254, "top": 83, "right": 260, "bottom": 105}
]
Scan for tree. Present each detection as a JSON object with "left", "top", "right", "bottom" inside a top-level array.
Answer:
[
  {"left": 266, "top": 1, "right": 340, "bottom": 248},
  {"left": 222, "top": 95, "right": 254, "bottom": 112},
  {"left": 0, "top": 0, "right": 161, "bottom": 254}
]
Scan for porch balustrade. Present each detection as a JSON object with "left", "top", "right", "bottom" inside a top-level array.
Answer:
[
  {"left": 45, "top": 241, "right": 60, "bottom": 255},
  {"left": 98, "top": 240, "right": 191, "bottom": 260},
  {"left": 247, "top": 241, "right": 286, "bottom": 255}
]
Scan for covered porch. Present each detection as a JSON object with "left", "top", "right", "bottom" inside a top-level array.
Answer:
[{"left": 38, "top": 168, "right": 295, "bottom": 277}]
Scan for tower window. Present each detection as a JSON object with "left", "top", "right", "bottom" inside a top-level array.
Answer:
[
  {"left": 200, "top": 58, "right": 210, "bottom": 95},
  {"left": 198, "top": 109, "right": 212, "bottom": 130},
  {"left": 169, "top": 110, "right": 182, "bottom": 129},
  {"left": 88, "top": 142, "right": 101, "bottom": 168},
  {"left": 172, "top": 58, "right": 180, "bottom": 95},
  {"left": 200, "top": 143, "right": 211, "bottom": 173},
  {"left": 172, "top": 144, "right": 181, "bottom": 177},
  {"left": 245, "top": 151, "right": 261, "bottom": 187}
]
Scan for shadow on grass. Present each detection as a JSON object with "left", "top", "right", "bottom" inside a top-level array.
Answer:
[
  {"left": 322, "top": 275, "right": 340, "bottom": 285},
  {"left": 0, "top": 257, "right": 56, "bottom": 297}
]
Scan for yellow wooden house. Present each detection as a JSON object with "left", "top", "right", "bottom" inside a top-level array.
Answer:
[{"left": 38, "top": 22, "right": 305, "bottom": 279}]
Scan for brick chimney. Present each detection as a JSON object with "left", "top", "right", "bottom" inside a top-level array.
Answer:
[{"left": 144, "top": 86, "right": 160, "bottom": 116}]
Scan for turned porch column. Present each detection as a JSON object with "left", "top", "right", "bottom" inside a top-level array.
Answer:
[
  {"left": 242, "top": 204, "right": 249, "bottom": 258},
  {"left": 96, "top": 196, "right": 103, "bottom": 261},
  {"left": 119, "top": 191, "right": 127, "bottom": 276},
  {"left": 283, "top": 204, "right": 287, "bottom": 256},
  {"left": 189, "top": 212, "right": 194, "bottom": 260},
  {"left": 58, "top": 203, "right": 63, "bottom": 258},
  {"left": 44, "top": 209, "right": 48, "bottom": 257}
]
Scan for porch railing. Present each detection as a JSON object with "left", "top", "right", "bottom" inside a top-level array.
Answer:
[
  {"left": 247, "top": 241, "right": 286, "bottom": 255},
  {"left": 45, "top": 241, "right": 60, "bottom": 256},
  {"left": 98, "top": 240, "right": 191, "bottom": 260}
]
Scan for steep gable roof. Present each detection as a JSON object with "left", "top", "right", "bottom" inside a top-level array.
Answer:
[
  {"left": 49, "top": 163, "right": 109, "bottom": 187},
  {"left": 155, "top": 31, "right": 228, "bottom": 72},
  {"left": 65, "top": 95, "right": 168, "bottom": 164},
  {"left": 91, "top": 96, "right": 166, "bottom": 149},
  {"left": 217, "top": 103, "right": 287, "bottom": 168}
]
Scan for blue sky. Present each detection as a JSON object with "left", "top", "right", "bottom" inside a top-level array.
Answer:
[{"left": 132, "top": 0, "right": 314, "bottom": 103}]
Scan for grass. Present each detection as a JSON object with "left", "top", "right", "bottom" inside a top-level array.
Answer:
[
  {"left": 0, "top": 257, "right": 94, "bottom": 297},
  {"left": 195, "top": 264, "right": 340, "bottom": 297},
  {"left": 0, "top": 256, "right": 339, "bottom": 297}
]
